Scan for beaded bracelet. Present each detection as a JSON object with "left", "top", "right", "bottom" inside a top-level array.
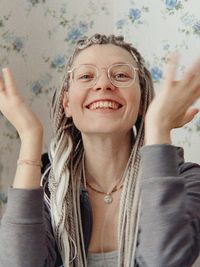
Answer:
[{"left": 17, "top": 159, "right": 42, "bottom": 167}]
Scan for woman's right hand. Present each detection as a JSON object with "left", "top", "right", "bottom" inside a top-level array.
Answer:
[{"left": 0, "top": 68, "right": 43, "bottom": 140}]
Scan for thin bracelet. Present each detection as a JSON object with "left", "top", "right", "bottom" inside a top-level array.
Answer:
[{"left": 17, "top": 159, "right": 42, "bottom": 167}]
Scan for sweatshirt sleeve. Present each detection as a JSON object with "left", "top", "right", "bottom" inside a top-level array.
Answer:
[
  {"left": 136, "top": 144, "right": 200, "bottom": 267},
  {"left": 0, "top": 187, "right": 57, "bottom": 267}
]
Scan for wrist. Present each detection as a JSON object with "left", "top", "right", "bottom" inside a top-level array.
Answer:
[
  {"left": 20, "top": 127, "right": 43, "bottom": 143},
  {"left": 19, "top": 130, "right": 43, "bottom": 161},
  {"left": 145, "top": 123, "right": 172, "bottom": 145}
]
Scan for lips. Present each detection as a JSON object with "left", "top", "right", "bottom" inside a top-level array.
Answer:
[{"left": 86, "top": 100, "right": 123, "bottom": 110}]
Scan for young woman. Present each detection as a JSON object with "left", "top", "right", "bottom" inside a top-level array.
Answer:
[{"left": 0, "top": 34, "right": 200, "bottom": 267}]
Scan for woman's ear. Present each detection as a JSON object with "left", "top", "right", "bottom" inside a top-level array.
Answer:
[{"left": 63, "top": 91, "right": 72, "bottom": 118}]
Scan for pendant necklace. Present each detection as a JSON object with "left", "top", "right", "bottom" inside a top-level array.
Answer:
[
  {"left": 86, "top": 180, "right": 123, "bottom": 204},
  {"left": 82, "top": 155, "right": 124, "bottom": 204}
]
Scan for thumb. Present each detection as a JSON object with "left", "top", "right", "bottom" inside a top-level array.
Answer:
[{"left": 181, "top": 107, "right": 199, "bottom": 126}]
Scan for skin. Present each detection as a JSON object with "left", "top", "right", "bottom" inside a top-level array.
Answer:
[
  {"left": 0, "top": 46, "right": 199, "bottom": 253},
  {"left": 0, "top": 68, "right": 43, "bottom": 189},
  {"left": 63, "top": 44, "right": 141, "bottom": 191},
  {"left": 145, "top": 54, "right": 200, "bottom": 144}
]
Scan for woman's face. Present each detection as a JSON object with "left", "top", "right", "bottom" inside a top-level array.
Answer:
[{"left": 63, "top": 44, "right": 141, "bottom": 136}]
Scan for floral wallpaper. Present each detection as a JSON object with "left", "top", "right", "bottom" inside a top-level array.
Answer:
[{"left": 0, "top": 1, "right": 200, "bottom": 263}]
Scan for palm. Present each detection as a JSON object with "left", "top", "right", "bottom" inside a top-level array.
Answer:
[{"left": 146, "top": 55, "right": 200, "bottom": 130}]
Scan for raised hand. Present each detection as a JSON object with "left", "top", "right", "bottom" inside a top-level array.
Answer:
[
  {"left": 145, "top": 54, "right": 200, "bottom": 144},
  {"left": 0, "top": 67, "right": 44, "bottom": 188},
  {"left": 0, "top": 68, "right": 43, "bottom": 140}
]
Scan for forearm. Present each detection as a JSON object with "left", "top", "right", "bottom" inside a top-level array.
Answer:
[
  {"left": 137, "top": 145, "right": 200, "bottom": 267},
  {"left": 13, "top": 129, "right": 43, "bottom": 189},
  {"left": 0, "top": 187, "right": 47, "bottom": 267}
]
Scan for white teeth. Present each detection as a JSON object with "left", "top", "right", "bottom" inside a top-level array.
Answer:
[
  {"left": 100, "top": 102, "right": 104, "bottom": 108},
  {"left": 88, "top": 101, "right": 120, "bottom": 110}
]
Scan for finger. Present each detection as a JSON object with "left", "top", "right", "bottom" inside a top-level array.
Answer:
[
  {"left": 163, "top": 52, "right": 179, "bottom": 88},
  {"left": 179, "top": 73, "right": 200, "bottom": 105},
  {"left": 183, "top": 57, "right": 200, "bottom": 82},
  {"left": 2, "top": 67, "right": 17, "bottom": 95},
  {"left": 182, "top": 107, "right": 199, "bottom": 126},
  {"left": 187, "top": 74, "right": 200, "bottom": 97}
]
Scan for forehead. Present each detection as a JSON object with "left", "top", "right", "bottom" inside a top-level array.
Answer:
[{"left": 72, "top": 44, "right": 137, "bottom": 67}]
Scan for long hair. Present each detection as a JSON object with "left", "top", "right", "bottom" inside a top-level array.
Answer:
[{"left": 45, "top": 34, "right": 154, "bottom": 266}]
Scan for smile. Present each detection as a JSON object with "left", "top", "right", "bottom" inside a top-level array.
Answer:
[{"left": 87, "top": 100, "right": 122, "bottom": 110}]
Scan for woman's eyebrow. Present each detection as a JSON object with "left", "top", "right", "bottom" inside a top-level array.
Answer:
[{"left": 73, "top": 61, "right": 134, "bottom": 67}]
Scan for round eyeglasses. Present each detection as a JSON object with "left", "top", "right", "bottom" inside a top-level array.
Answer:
[{"left": 67, "top": 63, "right": 139, "bottom": 89}]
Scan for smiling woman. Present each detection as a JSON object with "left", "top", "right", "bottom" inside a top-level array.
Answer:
[
  {"left": 0, "top": 34, "right": 200, "bottom": 267},
  {"left": 63, "top": 44, "right": 142, "bottom": 137}
]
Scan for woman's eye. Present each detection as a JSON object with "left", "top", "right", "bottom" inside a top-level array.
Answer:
[
  {"left": 79, "top": 74, "right": 94, "bottom": 80},
  {"left": 114, "top": 73, "right": 129, "bottom": 79},
  {"left": 117, "top": 73, "right": 126, "bottom": 77}
]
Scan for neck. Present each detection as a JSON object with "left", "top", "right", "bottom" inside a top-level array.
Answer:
[{"left": 82, "top": 131, "right": 134, "bottom": 191}]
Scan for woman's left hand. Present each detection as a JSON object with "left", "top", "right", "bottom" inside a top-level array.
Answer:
[{"left": 145, "top": 54, "right": 200, "bottom": 145}]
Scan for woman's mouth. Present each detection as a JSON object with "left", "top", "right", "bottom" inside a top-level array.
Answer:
[{"left": 87, "top": 100, "right": 122, "bottom": 110}]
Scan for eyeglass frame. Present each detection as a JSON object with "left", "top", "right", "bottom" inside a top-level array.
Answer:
[{"left": 67, "top": 63, "right": 139, "bottom": 89}]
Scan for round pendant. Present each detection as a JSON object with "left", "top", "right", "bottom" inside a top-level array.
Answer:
[{"left": 104, "top": 194, "right": 113, "bottom": 204}]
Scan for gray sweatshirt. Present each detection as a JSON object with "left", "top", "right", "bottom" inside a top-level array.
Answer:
[{"left": 0, "top": 144, "right": 200, "bottom": 267}]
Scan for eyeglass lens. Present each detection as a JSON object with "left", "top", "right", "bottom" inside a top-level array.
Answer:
[{"left": 72, "top": 64, "right": 136, "bottom": 88}]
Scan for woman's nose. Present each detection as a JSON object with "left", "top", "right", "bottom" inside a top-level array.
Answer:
[{"left": 93, "top": 69, "right": 116, "bottom": 91}]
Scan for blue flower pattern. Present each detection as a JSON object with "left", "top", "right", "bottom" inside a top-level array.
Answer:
[
  {"left": 12, "top": 37, "right": 24, "bottom": 52},
  {"left": 66, "top": 28, "right": 82, "bottom": 42},
  {"left": 51, "top": 55, "right": 66, "bottom": 69},
  {"left": 0, "top": 0, "right": 200, "bottom": 212},
  {"left": 165, "top": 0, "right": 177, "bottom": 9},
  {"left": 193, "top": 21, "right": 200, "bottom": 35},
  {"left": 129, "top": 8, "right": 141, "bottom": 21},
  {"left": 150, "top": 67, "right": 163, "bottom": 82},
  {"left": 31, "top": 81, "right": 42, "bottom": 95}
]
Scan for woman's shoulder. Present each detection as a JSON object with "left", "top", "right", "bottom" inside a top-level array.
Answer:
[{"left": 177, "top": 146, "right": 200, "bottom": 175}]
